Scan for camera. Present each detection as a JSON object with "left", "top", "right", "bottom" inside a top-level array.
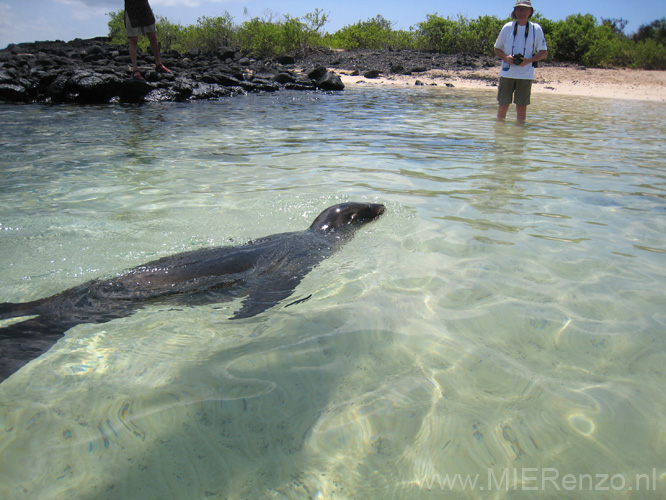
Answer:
[{"left": 513, "top": 53, "right": 524, "bottom": 65}]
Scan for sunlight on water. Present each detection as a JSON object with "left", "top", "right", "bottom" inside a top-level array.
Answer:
[{"left": 1, "top": 87, "right": 665, "bottom": 499}]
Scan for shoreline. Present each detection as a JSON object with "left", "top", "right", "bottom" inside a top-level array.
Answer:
[
  {"left": 1, "top": 39, "right": 664, "bottom": 104},
  {"left": 335, "top": 66, "right": 666, "bottom": 102}
]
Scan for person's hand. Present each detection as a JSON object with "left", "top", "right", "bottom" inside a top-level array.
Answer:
[{"left": 508, "top": 55, "right": 530, "bottom": 67}]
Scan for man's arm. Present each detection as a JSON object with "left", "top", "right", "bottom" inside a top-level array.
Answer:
[
  {"left": 527, "top": 49, "right": 548, "bottom": 65},
  {"left": 494, "top": 47, "right": 512, "bottom": 64}
]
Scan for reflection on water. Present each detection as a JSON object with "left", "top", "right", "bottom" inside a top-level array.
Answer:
[{"left": 1, "top": 87, "right": 665, "bottom": 499}]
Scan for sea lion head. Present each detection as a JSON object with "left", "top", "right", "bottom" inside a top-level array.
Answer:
[{"left": 309, "top": 202, "right": 385, "bottom": 234}]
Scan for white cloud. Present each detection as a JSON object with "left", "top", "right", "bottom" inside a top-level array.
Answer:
[
  {"left": 54, "top": 0, "right": 111, "bottom": 23},
  {"left": 1, "top": 12, "right": 63, "bottom": 47}
]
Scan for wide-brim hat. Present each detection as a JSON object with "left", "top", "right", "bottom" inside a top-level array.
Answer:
[{"left": 514, "top": 0, "right": 533, "bottom": 8}]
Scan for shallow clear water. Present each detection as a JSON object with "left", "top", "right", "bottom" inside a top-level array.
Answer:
[{"left": 1, "top": 87, "right": 665, "bottom": 499}]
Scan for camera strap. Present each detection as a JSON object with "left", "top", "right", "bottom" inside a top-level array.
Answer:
[
  {"left": 511, "top": 21, "right": 530, "bottom": 56},
  {"left": 512, "top": 21, "right": 530, "bottom": 39}
]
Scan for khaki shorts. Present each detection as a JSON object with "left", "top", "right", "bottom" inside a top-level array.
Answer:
[
  {"left": 497, "top": 77, "right": 532, "bottom": 106},
  {"left": 125, "top": 12, "right": 157, "bottom": 38}
]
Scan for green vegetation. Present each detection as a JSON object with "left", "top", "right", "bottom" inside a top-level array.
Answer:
[
  {"left": 321, "top": 15, "right": 414, "bottom": 50},
  {"left": 107, "top": 10, "right": 666, "bottom": 70},
  {"left": 413, "top": 14, "right": 505, "bottom": 54}
]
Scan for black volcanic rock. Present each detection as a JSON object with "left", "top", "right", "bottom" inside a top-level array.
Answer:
[
  {"left": 0, "top": 38, "right": 346, "bottom": 104},
  {"left": 298, "top": 47, "right": 500, "bottom": 76},
  {"left": 0, "top": 83, "right": 27, "bottom": 102},
  {"left": 0, "top": 39, "right": 515, "bottom": 105},
  {"left": 274, "top": 72, "right": 296, "bottom": 84},
  {"left": 67, "top": 70, "right": 123, "bottom": 103},
  {"left": 306, "top": 65, "right": 328, "bottom": 81},
  {"left": 316, "top": 71, "right": 344, "bottom": 90}
]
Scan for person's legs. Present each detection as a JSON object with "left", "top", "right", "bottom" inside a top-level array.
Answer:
[
  {"left": 514, "top": 80, "right": 532, "bottom": 123},
  {"left": 497, "top": 104, "right": 511, "bottom": 121},
  {"left": 126, "top": 11, "right": 144, "bottom": 78},
  {"left": 516, "top": 105, "right": 527, "bottom": 123},
  {"left": 128, "top": 36, "right": 142, "bottom": 77},
  {"left": 146, "top": 32, "right": 163, "bottom": 68},
  {"left": 496, "top": 77, "right": 515, "bottom": 121}
]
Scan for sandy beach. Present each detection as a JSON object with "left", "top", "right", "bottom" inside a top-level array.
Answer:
[{"left": 337, "top": 65, "right": 666, "bottom": 102}]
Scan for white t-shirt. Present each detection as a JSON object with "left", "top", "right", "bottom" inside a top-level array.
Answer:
[{"left": 495, "top": 21, "right": 547, "bottom": 80}]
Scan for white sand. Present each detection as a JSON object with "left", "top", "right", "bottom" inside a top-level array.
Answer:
[{"left": 336, "top": 66, "right": 666, "bottom": 102}]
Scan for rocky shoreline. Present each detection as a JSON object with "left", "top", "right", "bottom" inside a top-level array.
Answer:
[
  {"left": 0, "top": 37, "right": 348, "bottom": 104},
  {"left": 300, "top": 47, "right": 498, "bottom": 78},
  {"left": 3, "top": 37, "right": 663, "bottom": 104},
  {"left": 0, "top": 37, "right": 503, "bottom": 104}
]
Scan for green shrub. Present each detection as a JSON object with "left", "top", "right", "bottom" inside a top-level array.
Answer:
[
  {"left": 237, "top": 17, "right": 283, "bottom": 57},
  {"left": 582, "top": 23, "right": 618, "bottom": 66},
  {"left": 181, "top": 14, "right": 235, "bottom": 53},
  {"left": 280, "top": 16, "right": 311, "bottom": 56},
  {"left": 415, "top": 14, "right": 459, "bottom": 52},
  {"left": 633, "top": 18, "right": 666, "bottom": 45},
  {"left": 105, "top": 10, "right": 666, "bottom": 70},
  {"left": 298, "top": 9, "right": 330, "bottom": 53},
  {"left": 107, "top": 10, "right": 126, "bottom": 45},
  {"left": 468, "top": 15, "right": 507, "bottom": 54},
  {"left": 328, "top": 15, "right": 408, "bottom": 50},
  {"left": 236, "top": 11, "right": 328, "bottom": 57},
  {"left": 631, "top": 38, "right": 666, "bottom": 69},
  {"left": 415, "top": 14, "right": 505, "bottom": 54},
  {"left": 549, "top": 13, "right": 599, "bottom": 63},
  {"left": 155, "top": 17, "right": 184, "bottom": 52}
]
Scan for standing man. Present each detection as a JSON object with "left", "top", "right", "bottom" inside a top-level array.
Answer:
[
  {"left": 125, "top": 0, "right": 170, "bottom": 80},
  {"left": 494, "top": 0, "right": 548, "bottom": 123}
]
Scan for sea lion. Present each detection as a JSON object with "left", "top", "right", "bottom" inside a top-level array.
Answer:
[{"left": 0, "top": 202, "right": 385, "bottom": 381}]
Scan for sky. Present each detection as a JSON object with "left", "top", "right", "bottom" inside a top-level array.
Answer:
[{"left": 1, "top": 0, "right": 664, "bottom": 49}]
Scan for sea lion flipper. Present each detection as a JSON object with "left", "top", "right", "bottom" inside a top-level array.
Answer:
[
  {"left": 0, "top": 317, "right": 67, "bottom": 382},
  {"left": 230, "top": 271, "right": 307, "bottom": 320}
]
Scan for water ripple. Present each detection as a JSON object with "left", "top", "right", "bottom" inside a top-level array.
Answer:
[{"left": 1, "top": 89, "right": 665, "bottom": 499}]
